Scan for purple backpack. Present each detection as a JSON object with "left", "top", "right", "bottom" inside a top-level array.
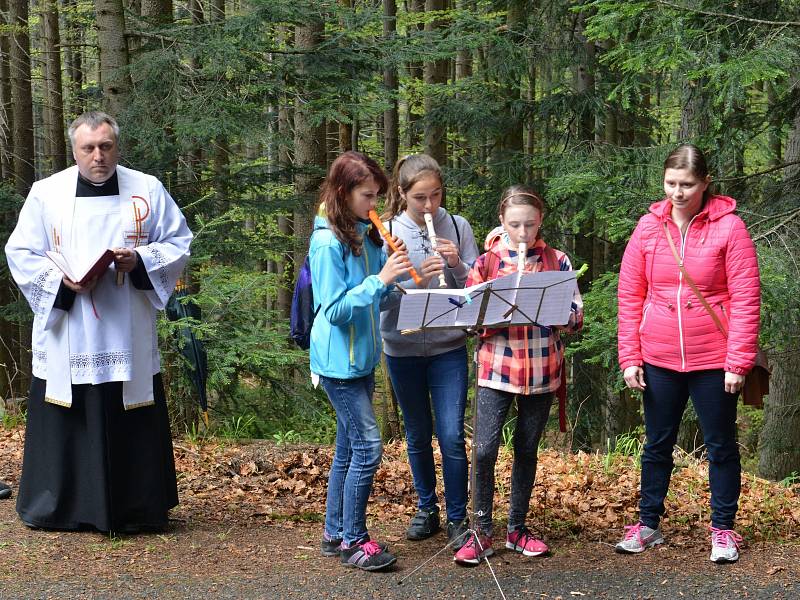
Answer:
[{"left": 290, "top": 255, "right": 317, "bottom": 350}]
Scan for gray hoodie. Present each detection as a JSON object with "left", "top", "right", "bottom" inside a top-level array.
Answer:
[{"left": 380, "top": 208, "right": 479, "bottom": 357}]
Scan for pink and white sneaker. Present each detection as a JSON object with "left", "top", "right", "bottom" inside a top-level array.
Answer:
[
  {"left": 615, "top": 522, "right": 664, "bottom": 554},
  {"left": 709, "top": 527, "right": 742, "bottom": 563},
  {"left": 506, "top": 526, "right": 549, "bottom": 557},
  {"left": 454, "top": 530, "right": 493, "bottom": 565}
]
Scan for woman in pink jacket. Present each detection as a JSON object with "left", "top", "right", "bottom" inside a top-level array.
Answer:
[{"left": 616, "top": 144, "right": 760, "bottom": 563}]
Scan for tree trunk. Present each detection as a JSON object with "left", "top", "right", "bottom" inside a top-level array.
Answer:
[
  {"left": 41, "top": 0, "right": 67, "bottom": 172},
  {"left": 766, "top": 82, "right": 782, "bottom": 168},
  {"left": 209, "top": 0, "right": 224, "bottom": 24},
  {"left": 293, "top": 17, "right": 327, "bottom": 268},
  {"left": 678, "top": 78, "right": 710, "bottom": 141},
  {"left": 0, "top": 0, "right": 14, "bottom": 179},
  {"left": 62, "top": 0, "right": 85, "bottom": 117},
  {"left": 9, "top": 0, "right": 34, "bottom": 195},
  {"left": 423, "top": 0, "right": 447, "bottom": 165},
  {"left": 382, "top": 0, "right": 398, "bottom": 167},
  {"left": 498, "top": 0, "right": 525, "bottom": 155},
  {"left": 569, "top": 10, "right": 602, "bottom": 451},
  {"left": 574, "top": 11, "right": 595, "bottom": 143},
  {"left": 95, "top": 0, "right": 131, "bottom": 117},
  {"left": 404, "top": 0, "right": 423, "bottom": 148},
  {"left": 758, "top": 94, "right": 800, "bottom": 479},
  {"left": 758, "top": 343, "right": 800, "bottom": 480}
]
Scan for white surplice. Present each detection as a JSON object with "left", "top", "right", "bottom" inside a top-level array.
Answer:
[{"left": 6, "top": 165, "right": 193, "bottom": 409}]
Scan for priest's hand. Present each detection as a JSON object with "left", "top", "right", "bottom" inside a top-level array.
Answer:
[
  {"left": 113, "top": 247, "right": 138, "bottom": 273},
  {"left": 63, "top": 276, "right": 98, "bottom": 294}
]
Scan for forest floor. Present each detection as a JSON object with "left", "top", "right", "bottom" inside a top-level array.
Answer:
[{"left": 1, "top": 425, "right": 799, "bottom": 599}]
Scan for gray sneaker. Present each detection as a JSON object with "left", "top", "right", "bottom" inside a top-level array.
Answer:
[
  {"left": 615, "top": 523, "right": 664, "bottom": 554},
  {"left": 709, "top": 527, "right": 742, "bottom": 563}
]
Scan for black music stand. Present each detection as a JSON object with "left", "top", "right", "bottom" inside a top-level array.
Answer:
[{"left": 395, "top": 270, "right": 578, "bottom": 595}]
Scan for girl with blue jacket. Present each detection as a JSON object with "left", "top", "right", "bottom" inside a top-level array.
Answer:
[{"left": 309, "top": 151, "right": 410, "bottom": 572}]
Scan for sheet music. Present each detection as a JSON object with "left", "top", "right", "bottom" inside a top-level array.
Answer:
[
  {"left": 396, "top": 270, "right": 577, "bottom": 331},
  {"left": 397, "top": 282, "right": 488, "bottom": 330},
  {"left": 505, "top": 271, "right": 577, "bottom": 326}
]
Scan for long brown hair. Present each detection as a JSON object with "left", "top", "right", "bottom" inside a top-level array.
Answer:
[
  {"left": 318, "top": 151, "right": 388, "bottom": 255},
  {"left": 497, "top": 184, "right": 546, "bottom": 240},
  {"left": 663, "top": 144, "right": 713, "bottom": 203},
  {"left": 382, "top": 154, "right": 444, "bottom": 220}
]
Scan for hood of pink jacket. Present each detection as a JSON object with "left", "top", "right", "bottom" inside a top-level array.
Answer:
[
  {"left": 648, "top": 194, "right": 737, "bottom": 222},
  {"left": 617, "top": 194, "right": 760, "bottom": 375}
]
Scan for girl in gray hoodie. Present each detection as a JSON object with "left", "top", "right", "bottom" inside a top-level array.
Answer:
[{"left": 379, "top": 154, "right": 479, "bottom": 550}]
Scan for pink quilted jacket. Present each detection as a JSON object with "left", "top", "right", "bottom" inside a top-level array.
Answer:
[{"left": 617, "top": 195, "right": 760, "bottom": 375}]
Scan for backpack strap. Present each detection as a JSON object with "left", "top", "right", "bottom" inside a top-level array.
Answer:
[
  {"left": 479, "top": 250, "right": 499, "bottom": 282},
  {"left": 540, "top": 244, "right": 560, "bottom": 272},
  {"left": 449, "top": 213, "right": 461, "bottom": 246}
]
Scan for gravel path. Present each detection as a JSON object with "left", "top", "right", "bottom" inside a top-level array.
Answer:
[{"left": 1, "top": 499, "right": 798, "bottom": 599}]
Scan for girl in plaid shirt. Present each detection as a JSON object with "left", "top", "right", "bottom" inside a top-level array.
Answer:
[{"left": 454, "top": 185, "right": 583, "bottom": 566}]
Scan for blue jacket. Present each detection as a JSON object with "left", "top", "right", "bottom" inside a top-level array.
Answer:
[{"left": 309, "top": 214, "right": 388, "bottom": 379}]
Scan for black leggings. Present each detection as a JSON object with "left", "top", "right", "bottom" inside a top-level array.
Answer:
[{"left": 472, "top": 387, "right": 552, "bottom": 535}]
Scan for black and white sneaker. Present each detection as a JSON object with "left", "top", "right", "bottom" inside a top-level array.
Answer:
[
  {"left": 340, "top": 538, "right": 397, "bottom": 571},
  {"left": 0, "top": 481, "right": 11, "bottom": 500},
  {"left": 406, "top": 507, "right": 440, "bottom": 540}
]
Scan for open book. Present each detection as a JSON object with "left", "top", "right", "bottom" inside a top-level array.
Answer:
[{"left": 46, "top": 248, "right": 115, "bottom": 285}]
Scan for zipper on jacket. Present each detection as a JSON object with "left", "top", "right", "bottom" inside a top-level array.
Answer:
[
  {"left": 675, "top": 216, "right": 697, "bottom": 371},
  {"left": 349, "top": 323, "right": 355, "bottom": 366},
  {"left": 363, "top": 248, "right": 379, "bottom": 356}
]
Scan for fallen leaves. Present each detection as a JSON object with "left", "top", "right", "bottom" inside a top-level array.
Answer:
[{"left": 2, "top": 425, "right": 800, "bottom": 543}]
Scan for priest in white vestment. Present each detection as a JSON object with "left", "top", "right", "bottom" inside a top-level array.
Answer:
[{"left": 5, "top": 111, "right": 192, "bottom": 533}]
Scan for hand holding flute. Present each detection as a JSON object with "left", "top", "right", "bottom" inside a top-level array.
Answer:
[
  {"left": 368, "top": 210, "right": 422, "bottom": 285},
  {"left": 423, "top": 213, "right": 447, "bottom": 288}
]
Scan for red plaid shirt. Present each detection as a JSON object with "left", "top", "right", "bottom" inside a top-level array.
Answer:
[{"left": 466, "top": 235, "right": 583, "bottom": 395}]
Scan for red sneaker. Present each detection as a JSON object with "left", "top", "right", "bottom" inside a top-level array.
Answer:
[
  {"left": 506, "top": 526, "right": 549, "bottom": 557},
  {"left": 454, "top": 530, "right": 493, "bottom": 566}
]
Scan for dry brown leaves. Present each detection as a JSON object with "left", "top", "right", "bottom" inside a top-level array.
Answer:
[{"left": 2, "top": 426, "right": 798, "bottom": 542}]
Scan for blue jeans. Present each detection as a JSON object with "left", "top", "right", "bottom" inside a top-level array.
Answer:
[
  {"left": 385, "top": 346, "right": 468, "bottom": 523},
  {"left": 320, "top": 373, "right": 383, "bottom": 546},
  {"left": 639, "top": 363, "right": 740, "bottom": 530}
]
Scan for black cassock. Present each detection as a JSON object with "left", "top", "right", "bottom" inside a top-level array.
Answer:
[
  {"left": 17, "top": 375, "right": 178, "bottom": 533},
  {"left": 15, "top": 173, "right": 179, "bottom": 534}
]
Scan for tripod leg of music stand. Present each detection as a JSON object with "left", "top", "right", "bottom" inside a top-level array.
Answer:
[{"left": 469, "top": 337, "right": 481, "bottom": 532}]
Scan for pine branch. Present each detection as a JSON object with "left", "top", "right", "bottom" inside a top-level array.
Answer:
[
  {"left": 654, "top": 0, "right": 800, "bottom": 28},
  {"left": 716, "top": 160, "right": 800, "bottom": 183}
]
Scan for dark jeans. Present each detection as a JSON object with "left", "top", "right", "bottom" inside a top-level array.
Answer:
[
  {"left": 639, "top": 363, "right": 740, "bottom": 531},
  {"left": 320, "top": 373, "right": 383, "bottom": 546},
  {"left": 386, "top": 346, "right": 468, "bottom": 523},
  {"left": 472, "top": 386, "right": 552, "bottom": 536}
]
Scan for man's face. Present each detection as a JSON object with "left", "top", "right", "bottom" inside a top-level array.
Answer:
[{"left": 72, "top": 123, "right": 119, "bottom": 183}]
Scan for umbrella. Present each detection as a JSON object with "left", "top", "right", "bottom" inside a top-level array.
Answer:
[{"left": 166, "top": 283, "right": 208, "bottom": 426}]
